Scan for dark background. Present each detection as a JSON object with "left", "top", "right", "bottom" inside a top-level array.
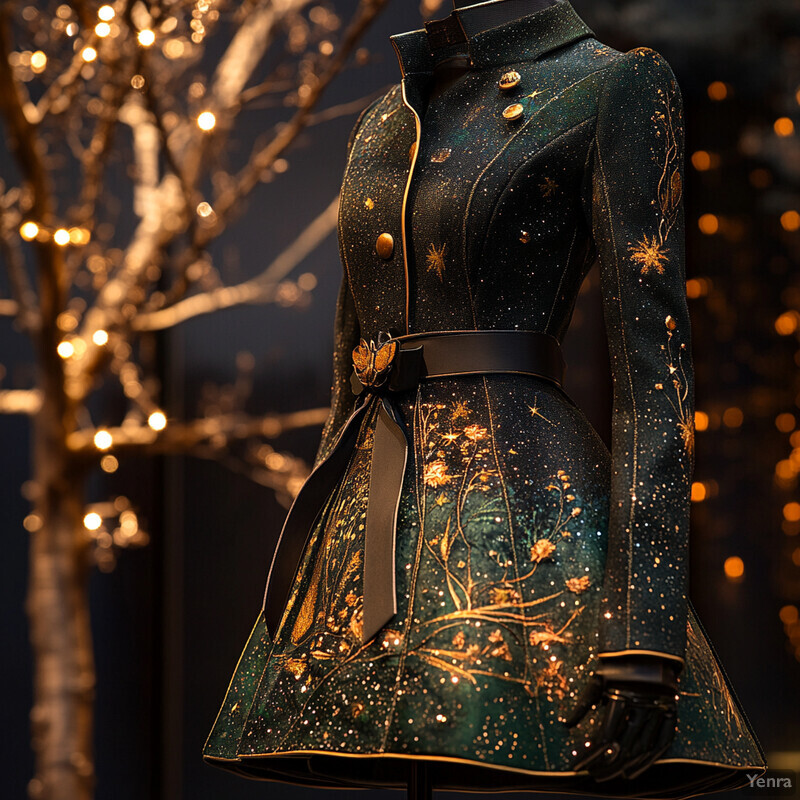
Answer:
[{"left": 2, "top": 1, "right": 799, "bottom": 798}]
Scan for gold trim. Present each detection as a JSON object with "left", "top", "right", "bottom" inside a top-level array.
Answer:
[
  {"left": 396, "top": 75, "right": 421, "bottom": 336},
  {"left": 208, "top": 747, "right": 765, "bottom": 778},
  {"left": 598, "top": 649, "right": 687, "bottom": 667}
]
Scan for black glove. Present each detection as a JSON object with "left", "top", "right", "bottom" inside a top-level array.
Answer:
[{"left": 562, "top": 653, "right": 681, "bottom": 781}]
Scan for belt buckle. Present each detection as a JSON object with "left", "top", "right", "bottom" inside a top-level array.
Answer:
[{"left": 350, "top": 328, "right": 424, "bottom": 396}]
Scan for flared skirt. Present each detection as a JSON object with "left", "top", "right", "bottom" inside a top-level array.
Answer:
[{"left": 202, "top": 374, "right": 765, "bottom": 797}]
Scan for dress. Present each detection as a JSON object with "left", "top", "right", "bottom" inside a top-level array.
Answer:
[{"left": 203, "top": 1, "right": 766, "bottom": 795}]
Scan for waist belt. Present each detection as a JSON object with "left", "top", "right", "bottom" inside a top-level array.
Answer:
[{"left": 262, "top": 328, "right": 568, "bottom": 645}]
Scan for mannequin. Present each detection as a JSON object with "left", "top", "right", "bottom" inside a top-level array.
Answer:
[{"left": 419, "top": 1, "right": 683, "bottom": 789}]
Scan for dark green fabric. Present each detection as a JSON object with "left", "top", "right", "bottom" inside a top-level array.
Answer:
[{"left": 204, "top": 0, "right": 766, "bottom": 793}]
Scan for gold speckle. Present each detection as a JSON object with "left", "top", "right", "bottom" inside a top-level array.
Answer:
[
  {"left": 431, "top": 148, "right": 452, "bottom": 163},
  {"left": 364, "top": 197, "right": 374, "bottom": 210}
]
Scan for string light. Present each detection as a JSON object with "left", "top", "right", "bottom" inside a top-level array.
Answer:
[
  {"left": 19, "top": 221, "right": 39, "bottom": 240},
  {"left": 95, "top": 22, "right": 111, "bottom": 38},
  {"left": 56, "top": 340, "right": 74, "bottom": 359},
  {"left": 98, "top": 5, "right": 115, "bottom": 21},
  {"left": 84, "top": 512, "right": 102, "bottom": 531},
  {"left": 94, "top": 430, "right": 113, "bottom": 450},
  {"left": 148, "top": 411, "right": 167, "bottom": 431},
  {"left": 81, "top": 46, "right": 97, "bottom": 63},
  {"left": 92, "top": 329, "right": 109, "bottom": 346},
  {"left": 137, "top": 29, "right": 156, "bottom": 47},
  {"left": 197, "top": 111, "right": 216, "bottom": 131},
  {"left": 53, "top": 228, "right": 70, "bottom": 246}
]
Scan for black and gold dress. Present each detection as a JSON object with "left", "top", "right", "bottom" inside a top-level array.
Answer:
[{"left": 203, "top": 1, "right": 766, "bottom": 795}]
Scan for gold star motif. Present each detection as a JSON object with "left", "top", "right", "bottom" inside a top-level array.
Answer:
[
  {"left": 426, "top": 242, "right": 447, "bottom": 280},
  {"left": 527, "top": 397, "right": 555, "bottom": 425},
  {"left": 628, "top": 233, "right": 670, "bottom": 274}
]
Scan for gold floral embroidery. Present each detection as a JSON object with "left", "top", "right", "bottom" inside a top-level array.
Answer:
[
  {"left": 566, "top": 575, "right": 591, "bottom": 593},
  {"left": 657, "top": 314, "right": 694, "bottom": 458},
  {"left": 629, "top": 56, "right": 683, "bottom": 275}
]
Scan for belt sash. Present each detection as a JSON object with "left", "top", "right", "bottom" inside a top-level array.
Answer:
[{"left": 262, "top": 328, "right": 567, "bottom": 645}]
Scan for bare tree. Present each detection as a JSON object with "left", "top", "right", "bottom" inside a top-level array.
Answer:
[{"left": 0, "top": 1, "right": 389, "bottom": 798}]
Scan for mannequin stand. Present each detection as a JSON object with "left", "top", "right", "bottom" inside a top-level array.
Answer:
[{"left": 407, "top": 762, "right": 433, "bottom": 800}]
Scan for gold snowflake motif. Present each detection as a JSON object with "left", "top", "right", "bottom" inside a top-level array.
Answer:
[
  {"left": 628, "top": 233, "right": 670, "bottom": 275},
  {"left": 426, "top": 242, "right": 447, "bottom": 281},
  {"left": 539, "top": 176, "right": 558, "bottom": 196}
]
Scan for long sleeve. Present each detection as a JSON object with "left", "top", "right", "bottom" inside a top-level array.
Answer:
[
  {"left": 311, "top": 98, "right": 383, "bottom": 470},
  {"left": 582, "top": 47, "right": 695, "bottom": 664}
]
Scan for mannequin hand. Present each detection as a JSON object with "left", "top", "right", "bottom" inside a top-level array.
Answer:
[{"left": 562, "top": 653, "right": 681, "bottom": 781}]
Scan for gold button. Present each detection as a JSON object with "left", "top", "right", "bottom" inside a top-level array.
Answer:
[
  {"left": 502, "top": 102, "right": 524, "bottom": 121},
  {"left": 499, "top": 70, "right": 521, "bottom": 90},
  {"left": 376, "top": 233, "right": 394, "bottom": 259},
  {"left": 409, "top": 142, "right": 417, "bottom": 163}
]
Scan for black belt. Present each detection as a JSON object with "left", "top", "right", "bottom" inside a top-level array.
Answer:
[{"left": 262, "top": 328, "right": 568, "bottom": 645}]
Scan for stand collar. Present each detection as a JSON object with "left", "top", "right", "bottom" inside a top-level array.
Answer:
[{"left": 390, "top": 0, "right": 595, "bottom": 77}]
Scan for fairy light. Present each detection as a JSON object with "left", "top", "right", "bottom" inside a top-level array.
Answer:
[
  {"left": 137, "top": 29, "right": 156, "bottom": 47},
  {"left": 30, "top": 50, "right": 47, "bottom": 73},
  {"left": 19, "top": 221, "right": 39, "bottom": 240},
  {"left": 98, "top": 5, "right": 115, "bottom": 21},
  {"left": 148, "top": 411, "right": 167, "bottom": 431},
  {"left": 698, "top": 213, "right": 719, "bottom": 235},
  {"left": 92, "top": 329, "right": 109, "bottom": 346},
  {"left": 197, "top": 111, "right": 216, "bottom": 131},
  {"left": 100, "top": 455, "right": 118, "bottom": 473},
  {"left": 81, "top": 46, "right": 97, "bottom": 63},
  {"left": 95, "top": 22, "right": 111, "bottom": 37},
  {"left": 53, "top": 228, "right": 70, "bottom": 246},
  {"left": 57, "top": 340, "right": 74, "bottom": 358},
  {"left": 780, "top": 210, "right": 800, "bottom": 231},
  {"left": 94, "top": 430, "right": 113, "bottom": 450},
  {"left": 83, "top": 512, "right": 102, "bottom": 531}
]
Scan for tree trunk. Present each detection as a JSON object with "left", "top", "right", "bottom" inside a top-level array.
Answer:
[{"left": 26, "top": 384, "right": 94, "bottom": 800}]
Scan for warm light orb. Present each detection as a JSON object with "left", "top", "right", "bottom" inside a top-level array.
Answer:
[
  {"left": 81, "top": 46, "right": 98, "bottom": 62},
  {"left": 94, "top": 429, "right": 113, "bottom": 450},
  {"left": 690, "top": 481, "right": 706, "bottom": 502},
  {"left": 694, "top": 410, "right": 709, "bottom": 431},
  {"left": 92, "top": 329, "right": 109, "bottom": 346},
  {"left": 98, "top": 5, "right": 115, "bottom": 21},
  {"left": 197, "top": 111, "right": 216, "bottom": 131},
  {"left": 20, "top": 221, "right": 39, "bottom": 240},
  {"left": 137, "top": 29, "right": 156, "bottom": 47},
  {"left": 698, "top": 213, "right": 719, "bottom": 235},
  {"left": 780, "top": 210, "right": 800, "bottom": 231},
  {"left": 148, "top": 411, "right": 167, "bottom": 431},
  {"left": 30, "top": 50, "right": 47, "bottom": 72},
  {"left": 707, "top": 81, "right": 728, "bottom": 101},
  {"left": 57, "top": 340, "right": 75, "bottom": 359},
  {"left": 100, "top": 455, "right": 119, "bottom": 473},
  {"left": 774, "top": 117, "right": 795, "bottom": 137},
  {"left": 95, "top": 22, "right": 111, "bottom": 37},
  {"left": 84, "top": 512, "right": 103, "bottom": 531},
  {"left": 723, "top": 556, "right": 744, "bottom": 580}
]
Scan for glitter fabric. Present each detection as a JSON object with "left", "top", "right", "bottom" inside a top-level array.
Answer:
[{"left": 203, "top": 0, "right": 766, "bottom": 794}]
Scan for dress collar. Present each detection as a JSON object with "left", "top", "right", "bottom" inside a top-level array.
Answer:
[{"left": 390, "top": 0, "right": 595, "bottom": 77}]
